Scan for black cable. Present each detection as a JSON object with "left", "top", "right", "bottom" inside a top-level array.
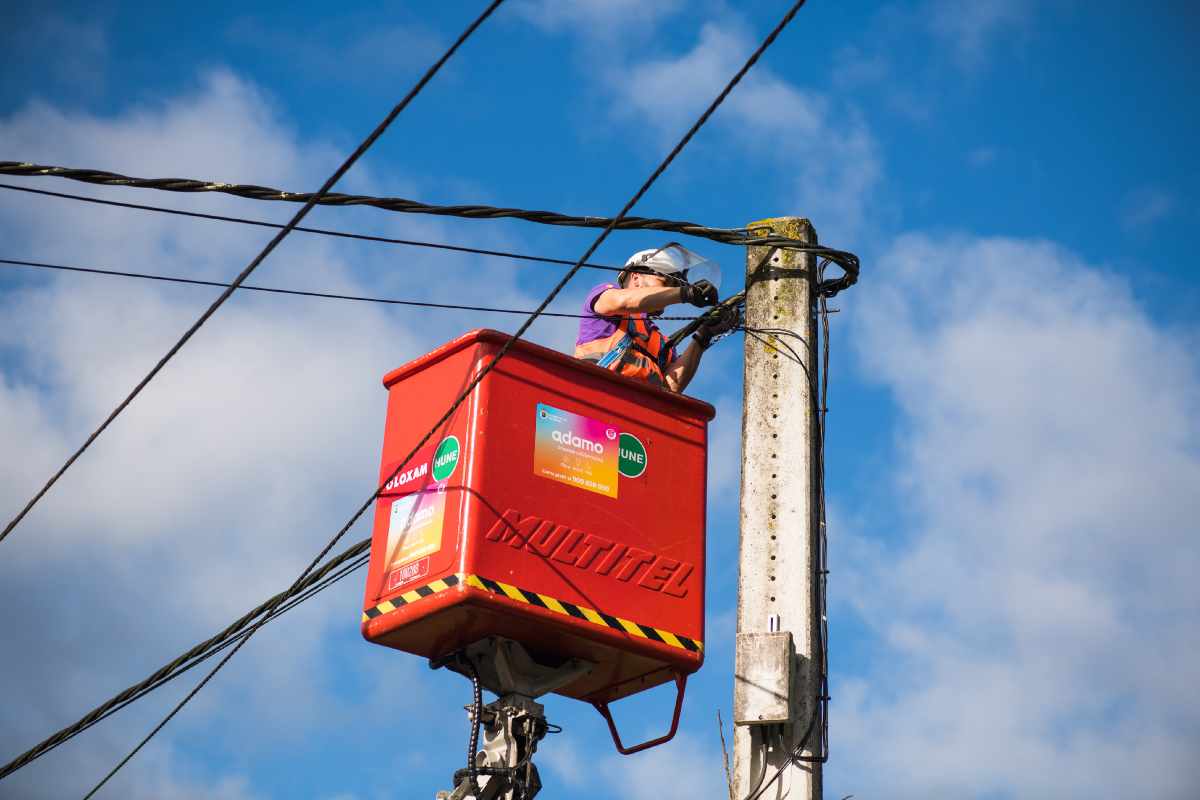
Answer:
[
  {"left": 0, "top": 182, "right": 624, "bottom": 274},
  {"left": 0, "top": 257, "right": 705, "bottom": 320},
  {"left": 11, "top": 1, "right": 812, "bottom": 786},
  {"left": 1, "top": 552, "right": 369, "bottom": 772},
  {"left": 92, "top": 0, "right": 806, "bottom": 790},
  {"left": 0, "top": 1, "right": 502, "bottom": 552},
  {"left": 76, "top": 2, "right": 506, "bottom": 795},
  {"left": 745, "top": 712, "right": 819, "bottom": 800},
  {"left": 0, "top": 162, "right": 780, "bottom": 246},
  {"left": 0, "top": 253, "right": 722, "bottom": 775},
  {"left": 0, "top": 541, "right": 369, "bottom": 779},
  {"left": 465, "top": 661, "right": 483, "bottom": 793},
  {"left": 0, "top": 184, "right": 859, "bottom": 297}
]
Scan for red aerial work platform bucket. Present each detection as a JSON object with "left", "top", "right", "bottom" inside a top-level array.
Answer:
[{"left": 361, "top": 329, "right": 714, "bottom": 750}]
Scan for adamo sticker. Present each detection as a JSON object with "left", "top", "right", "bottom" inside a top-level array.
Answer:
[
  {"left": 384, "top": 485, "right": 447, "bottom": 580},
  {"left": 533, "top": 403, "right": 619, "bottom": 498}
]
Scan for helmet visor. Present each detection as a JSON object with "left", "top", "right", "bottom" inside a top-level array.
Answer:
[{"left": 633, "top": 243, "right": 721, "bottom": 292}]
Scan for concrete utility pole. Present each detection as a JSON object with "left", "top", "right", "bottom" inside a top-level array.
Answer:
[{"left": 732, "top": 217, "right": 821, "bottom": 800}]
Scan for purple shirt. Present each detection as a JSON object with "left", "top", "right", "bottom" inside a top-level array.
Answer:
[
  {"left": 575, "top": 282, "right": 621, "bottom": 348},
  {"left": 575, "top": 282, "right": 678, "bottom": 362}
]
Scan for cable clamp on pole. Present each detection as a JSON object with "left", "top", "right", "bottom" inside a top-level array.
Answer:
[{"left": 747, "top": 266, "right": 809, "bottom": 286}]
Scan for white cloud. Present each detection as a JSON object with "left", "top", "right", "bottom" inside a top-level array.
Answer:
[
  {"left": 706, "top": 392, "right": 742, "bottom": 503},
  {"left": 926, "top": 0, "right": 1033, "bottom": 69},
  {"left": 512, "top": 8, "right": 882, "bottom": 243},
  {"left": 0, "top": 68, "right": 566, "bottom": 796},
  {"left": 1121, "top": 186, "right": 1175, "bottom": 231},
  {"left": 225, "top": 17, "right": 444, "bottom": 88},
  {"left": 830, "top": 232, "right": 1200, "bottom": 798},
  {"left": 512, "top": 0, "right": 686, "bottom": 39},
  {"left": 4, "top": 11, "right": 110, "bottom": 94},
  {"left": 612, "top": 21, "right": 881, "bottom": 243},
  {"left": 597, "top": 733, "right": 726, "bottom": 800}
]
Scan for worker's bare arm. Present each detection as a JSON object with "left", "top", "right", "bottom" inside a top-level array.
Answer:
[
  {"left": 593, "top": 286, "right": 683, "bottom": 316},
  {"left": 664, "top": 341, "right": 703, "bottom": 394}
]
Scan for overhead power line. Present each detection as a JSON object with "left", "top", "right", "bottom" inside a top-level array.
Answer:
[
  {"left": 0, "top": 258, "right": 705, "bottom": 320},
  {"left": 1, "top": 1, "right": 812, "bottom": 792},
  {"left": 0, "top": 181, "right": 859, "bottom": 298},
  {"left": 72, "top": 1, "right": 509, "bottom": 795},
  {"left": 0, "top": 0, "right": 501, "bottom": 553},
  {"left": 0, "top": 183, "right": 624, "bottom": 274},
  {"left": 0, "top": 544, "right": 370, "bottom": 778},
  {"left": 0, "top": 163, "right": 858, "bottom": 296},
  {"left": 0, "top": 161, "right": 753, "bottom": 242}
]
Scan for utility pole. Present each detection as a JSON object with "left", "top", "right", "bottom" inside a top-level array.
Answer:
[{"left": 732, "top": 217, "right": 821, "bottom": 800}]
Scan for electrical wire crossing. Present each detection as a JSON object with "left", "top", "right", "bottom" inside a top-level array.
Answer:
[
  {"left": 0, "top": 542, "right": 371, "bottom": 779},
  {"left": 72, "top": 2, "right": 509, "bottom": 795},
  {"left": 0, "top": 162, "right": 859, "bottom": 295},
  {"left": 0, "top": 1, "right": 818, "bottom": 792},
  {"left": 0, "top": 182, "right": 626, "bottom": 275},
  {"left": 0, "top": 1, "right": 503, "bottom": 553},
  {"left": 0, "top": 160, "right": 758, "bottom": 242},
  {"left": 0, "top": 184, "right": 859, "bottom": 298}
]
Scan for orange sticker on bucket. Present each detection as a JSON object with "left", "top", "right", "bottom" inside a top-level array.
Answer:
[
  {"left": 384, "top": 485, "right": 447, "bottom": 575},
  {"left": 533, "top": 403, "right": 619, "bottom": 498}
]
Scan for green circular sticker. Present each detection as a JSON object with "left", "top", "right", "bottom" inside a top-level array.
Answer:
[
  {"left": 432, "top": 435, "right": 460, "bottom": 481},
  {"left": 618, "top": 432, "right": 647, "bottom": 478}
]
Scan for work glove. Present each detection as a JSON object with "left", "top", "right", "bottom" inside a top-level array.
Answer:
[
  {"left": 680, "top": 279, "right": 718, "bottom": 308},
  {"left": 693, "top": 306, "right": 739, "bottom": 350}
]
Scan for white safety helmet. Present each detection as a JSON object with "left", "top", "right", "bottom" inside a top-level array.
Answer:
[{"left": 619, "top": 242, "right": 720, "bottom": 289}]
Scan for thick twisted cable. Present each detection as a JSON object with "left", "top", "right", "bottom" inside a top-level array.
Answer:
[
  {"left": 0, "top": 161, "right": 743, "bottom": 240},
  {"left": 0, "top": 172, "right": 859, "bottom": 295}
]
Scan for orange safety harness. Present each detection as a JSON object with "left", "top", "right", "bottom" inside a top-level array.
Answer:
[{"left": 575, "top": 313, "right": 676, "bottom": 387}]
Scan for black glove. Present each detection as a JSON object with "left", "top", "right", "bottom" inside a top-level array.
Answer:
[
  {"left": 680, "top": 279, "right": 718, "bottom": 308},
  {"left": 693, "top": 307, "right": 738, "bottom": 350}
]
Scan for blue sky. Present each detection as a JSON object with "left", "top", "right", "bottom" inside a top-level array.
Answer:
[{"left": 1, "top": 2, "right": 1197, "bottom": 799}]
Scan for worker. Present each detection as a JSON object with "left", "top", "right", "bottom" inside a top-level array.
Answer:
[{"left": 575, "top": 243, "right": 737, "bottom": 393}]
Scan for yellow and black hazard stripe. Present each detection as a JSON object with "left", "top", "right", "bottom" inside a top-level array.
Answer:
[
  {"left": 362, "top": 573, "right": 461, "bottom": 621},
  {"left": 362, "top": 572, "right": 702, "bottom": 654},
  {"left": 465, "top": 574, "right": 702, "bottom": 654}
]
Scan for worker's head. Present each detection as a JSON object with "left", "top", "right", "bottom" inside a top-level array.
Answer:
[{"left": 618, "top": 242, "right": 715, "bottom": 289}]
